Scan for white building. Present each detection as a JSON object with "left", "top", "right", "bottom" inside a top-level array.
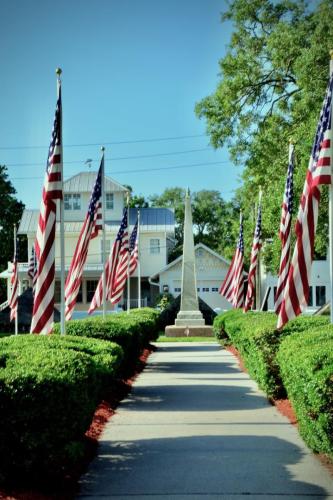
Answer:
[
  {"left": 149, "top": 243, "right": 234, "bottom": 311},
  {"left": 8, "top": 172, "right": 175, "bottom": 312},
  {"left": 262, "top": 259, "right": 329, "bottom": 313}
]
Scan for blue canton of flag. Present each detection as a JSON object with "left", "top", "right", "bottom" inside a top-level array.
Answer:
[{"left": 88, "top": 167, "right": 102, "bottom": 220}]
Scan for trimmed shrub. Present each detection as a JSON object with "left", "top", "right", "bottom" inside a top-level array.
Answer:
[
  {"left": 277, "top": 325, "right": 333, "bottom": 457},
  {"left": 0, "top": 334, "right": 123, "bottom": 386},
  {"left": 213, "top": 310, "right": 329, "bottom": 398},
  {"left": 0, "top": 334, "right": 124, "bottom": 484},
  {"left": 0, "top": 346, "right": 98, "bottom": 483},
  {"left": 53, "top": 308, "right": 159, "bottom": 374}
]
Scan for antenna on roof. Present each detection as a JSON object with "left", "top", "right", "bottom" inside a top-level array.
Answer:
[{"left": 85, "top": 159, "right": 93, "bottom": 169}]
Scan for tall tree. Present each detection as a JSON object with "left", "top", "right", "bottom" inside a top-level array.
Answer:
[
  {"left": 0, "top": 166, "right": 25, "bottom": 301},
  {"left": 150, "top": 187, "right": 238, "bottom": 261},
  {"left": 196, "top": 0, "right": 333, "bottom": 272}
]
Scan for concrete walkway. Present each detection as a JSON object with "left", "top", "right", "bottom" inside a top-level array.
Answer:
[{"left": 78, "top": 342, "right": 333, "bottom": 499}]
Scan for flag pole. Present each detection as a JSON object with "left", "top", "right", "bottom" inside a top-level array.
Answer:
[
  {"left": 137, "top": 208, "right": 141, "bottom": 308},
  {"left": 127, "top": 191, "right": 130, "bottom": 314},
  {"left": 329, "top": 50, "right": 333, "bottom": 324},
  {"left": 13, "top": 225, "right": 18, "bottom": 335},
  {"left": 56, "top": 68, "right": 65, "bottom": 336},
  {"left": 101, "top": 147, "right": 106, "bottom": 320},
  {"left": 255, "top": 188, "right": 262, "bottom": 310}
]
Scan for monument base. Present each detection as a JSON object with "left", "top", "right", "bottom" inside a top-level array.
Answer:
[
  {"left": 175, "top": 310, "right": 205, "bottom": 326},
  {"left": 165, "top": 325, "right": 213, "bottom": 337}
]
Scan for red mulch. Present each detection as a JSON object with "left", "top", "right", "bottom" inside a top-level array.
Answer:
[{"left": 0, "top": 345, "right": 155, "bottom": 500}]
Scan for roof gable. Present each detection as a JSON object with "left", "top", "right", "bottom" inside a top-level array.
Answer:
[
  {"left": 150, "top": 243, "right": 231, "bottom": 278},
  {"left": 64, "top": 172, "right": 127, "bottom": 193}
]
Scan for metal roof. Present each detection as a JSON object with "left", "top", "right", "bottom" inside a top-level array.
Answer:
[
  {"left": 64, "top": 171, "right": 127, "bottom": 193},
  {"left": 18, "top": 208, "right": 175, "bottom": 234}
]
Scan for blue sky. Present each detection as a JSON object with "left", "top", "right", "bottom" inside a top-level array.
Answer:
[{"left": 0, "top": 0, "right": 242, "bottom": 208}]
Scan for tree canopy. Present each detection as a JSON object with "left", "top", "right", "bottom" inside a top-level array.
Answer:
[
  {"left": 195, "top": 0, "right": 333, "bottom": 272},
  {"left": 0, "top": 166, "right": 25, "bottom": 301}
]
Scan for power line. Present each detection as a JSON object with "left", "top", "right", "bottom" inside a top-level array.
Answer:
[
  {"left": 0, "top": 133, "right": 207, "bottom": 151},
  {"left": 10, "top": 160, "right": 230, "bottom": 181},
  {"left": 5, "top": 147, "right": 211, "bottom": 168}
]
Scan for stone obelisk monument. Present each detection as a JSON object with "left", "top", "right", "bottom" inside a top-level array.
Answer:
[{"left": 165, "top": 189, "right": 213, "bottom": 337}]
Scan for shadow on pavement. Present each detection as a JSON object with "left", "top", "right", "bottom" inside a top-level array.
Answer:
[{"left": 79, "top": 435, "right": 331, "bottom": 498}]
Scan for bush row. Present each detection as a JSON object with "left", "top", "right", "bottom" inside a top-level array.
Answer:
[
  {"left": 214, "top": 310, "right": 333, "bottom": 458},
  {"left": 0, "top": 307, "right": 159, "bottom": 485},
  {"left": 54, "top": 307, "right": 160, "bottom": 374}
]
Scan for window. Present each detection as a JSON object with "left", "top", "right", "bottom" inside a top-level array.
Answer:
[
  {"left": 197, "top": 287, "right": 200, "bottom": 292},
  {"left": 76, "top": 284, "right": 83, "bottom": 303},
  {"left": 197, "top": 248, "right": 204, "bottom": 257},
  {"left": 202, "top": 287, "right": 209, "bottom": 292},
  {"left": 64, "top": 193, "right": 81, "bottom": 210},
  {"left": 150, "top": 238, "right": 160, "bottom": 254},
  {"left": 106, "top": 193, "right": 114, "bottom": 210},
  {"left": 87, "top": 280, "right": 98, "bottom": 302},
  {"left": 54, "top": 281, "right": 61, "bottom": 303},
  {"left": 212, "top": 287, "right": 219, "bottom": 292},
  {"left": 174, "top": 287, "right": 181, "bottom": 293},
  {"left": 308, "top": 286, "right": 313, "bottom": 307},
  {"left": 315, "top": 286, "right": 326, "bottom": 307}
]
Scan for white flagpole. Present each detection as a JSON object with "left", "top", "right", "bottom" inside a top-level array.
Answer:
[
  {"left": 137, "top": 209, "right": 141, "bottom": 308},
  {"left": 56, "top": 68, "right": 66, "bottom": 336},
  {"left": 127, "top": 192, "right": 130, "bottom": 314},
  {"left": 329, "top": 51, "right": 333, "bottom": 324},
  {"left": 101, "top": 147, "right": 106, "bottom": 320},
  {"left": 13, "top": 225, "right": 18, "bottom": 335}
]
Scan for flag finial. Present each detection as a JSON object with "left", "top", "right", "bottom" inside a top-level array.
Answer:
[
  {"left": 101, "top": 146, "right": 105, "bottom": 153},
  {"left": 289, "top": 138, "right": 294, "bottom": 144},
  {"left": 330, "top": 49, "right": 333, "bottom": 60}
]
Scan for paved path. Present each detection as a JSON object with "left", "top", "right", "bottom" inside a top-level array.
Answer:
[{"left": 78, "top": 342, "right": 333, "bottom": 499}]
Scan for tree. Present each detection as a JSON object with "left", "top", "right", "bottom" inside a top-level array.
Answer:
[
  {"left": 0, "top": 166, "right": 25, "bottom": 301},
  {"left": 150, "top": 187, "right": 239, "bottom": 262},
  {"left": 150, "top": 188, "right": 186, "bottom": 260},
  {"left": 195, "top": 0, "right": 333, "bottom": 272},
  {"left": 123, "top": 184, "right": 149, "bottom": 208}
]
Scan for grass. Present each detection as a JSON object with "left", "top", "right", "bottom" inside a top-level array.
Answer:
[
  {"left": 0, "top": 333, "right": 12, "bottom": 338},
  {"left": 156, "top": 335, "right": 216, "bottom": 342}
]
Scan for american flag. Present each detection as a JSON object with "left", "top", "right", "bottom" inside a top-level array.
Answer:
[
  {"left": 277, "top": 75, "right": 333, "bottom": 329},
  {"left": 30, "top": 84, "right": 63, "bottom": 334},
  {"left": 9, "top": 232, "right": 19, "bottom": 322},
  {"left": 244, "top": 194, "right": 262, "bottom": 312},
  {"left": 129, "top": 219, "right": 139, "bottom": 276},
  {"left": 274, "top": 143, "right": 295, "bottom": 314},
  {"left": 27, "top": 244, "right": 38, "bottom": 292},
  {"left": 65, "top": 160, "right": 103, "bottom": 320},
  {"left": 219, "top": 212, "right": 244, "bottom": 308},
  {"left": 89, "top": 209, "right": 128, "bottom": 313},
  {"left": 109, "top": 214, "right": 131, "bottom": 305}
]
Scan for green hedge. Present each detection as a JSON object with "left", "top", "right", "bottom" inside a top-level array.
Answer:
[
  {"left": 277, "top": 325, "right": 333, "bottom": 458},
  {"left": 53, "top": 308, "right": 159, "bottom": 374},
  {"left": 0, "top": 334, "right": 124, "bottom": 484},
  {"left": 213, "top": 310, "right": 329, "bottom": 398}
]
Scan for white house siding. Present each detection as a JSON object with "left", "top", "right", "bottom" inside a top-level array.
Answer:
[
  {"left": 153, "top": 244, "right": 233, "bottom": 311},
  {"left": 263, "top": 259, "right": 330, "bottom": 312},
  {"left": 11, "top": 172, "right": 175, "bottom": 313}
]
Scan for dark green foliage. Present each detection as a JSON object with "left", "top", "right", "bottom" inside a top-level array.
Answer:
[
  {"left": 158, "top": 295, "right": 217, "bottom": 330},
  {"left": 0, "top": 335, "right": 123, "bottom": 484},
  {"left": 277, "top": 325, "right": 333, "bottom": 457},
  {"left": 196, "top": 0, "right": 333, "bottom": 271},
  {"left": 53, "top": 308, "right": 159, "bottom": 374},
  {"left": 0, "top": 165, "right": 25, "bottom": 301},
  {"left": 215, "top": 310, "right": 333, "bottom": 456},
  {"left": 213, "top": 310, "right": 329, "bottom": 398}
]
